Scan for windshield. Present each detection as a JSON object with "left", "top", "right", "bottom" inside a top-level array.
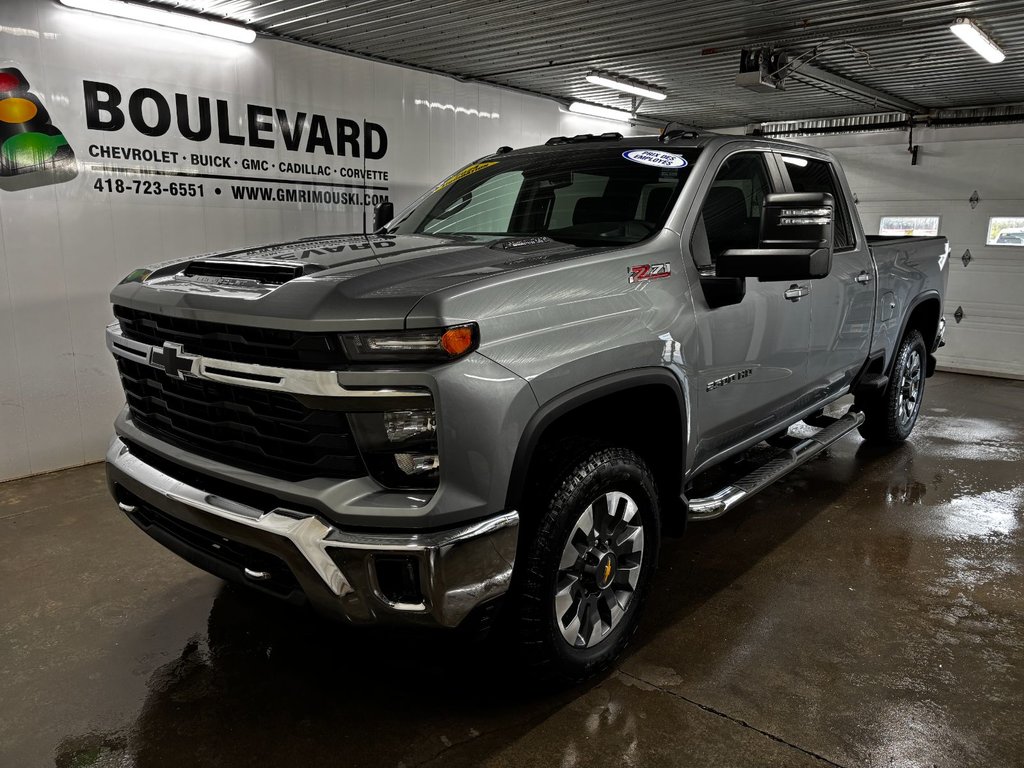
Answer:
[{"left": 387, "top": 146, "right": 701, "bottom": 247}]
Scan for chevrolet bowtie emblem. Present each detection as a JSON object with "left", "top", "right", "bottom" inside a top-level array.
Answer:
[{"left": 150, "top": 342, "right": 198, "bottom": 380}]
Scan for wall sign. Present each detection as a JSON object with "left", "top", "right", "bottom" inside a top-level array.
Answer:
[{"left": 77, "top": 79, "right": 393, "bottom": 209}]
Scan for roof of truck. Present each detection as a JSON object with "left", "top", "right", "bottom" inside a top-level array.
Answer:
[{"left": 500, "top": 131, "right": 830, "bottom": 158}]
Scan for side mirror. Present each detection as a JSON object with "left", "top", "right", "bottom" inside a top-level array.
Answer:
[
  {"left": 372, "top": 200, "right": 395, "bottom": 233},
  {"left": 716, "top": 192, "right": 834, "bottom": 281}
]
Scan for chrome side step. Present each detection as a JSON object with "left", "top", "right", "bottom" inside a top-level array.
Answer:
[{"left": 687, "top": 410, "right": 866, "bottom": 522}]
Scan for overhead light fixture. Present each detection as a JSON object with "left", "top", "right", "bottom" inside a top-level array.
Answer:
[
  {"left": 949, "top": 18, "right": 1005, "bottom": 64},
  {"left": 568, "top": 101, "right": 634, "bottom": 123},
  {"left": 58, "top": 0, "right": 257, "bottom": 43},
  {"left": 585, "top": 72, "right": 667, "bottom": 101}
]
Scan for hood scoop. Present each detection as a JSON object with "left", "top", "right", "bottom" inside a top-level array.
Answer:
[{"left": 182, "top": 259, "right": 323, "bottom": 286}]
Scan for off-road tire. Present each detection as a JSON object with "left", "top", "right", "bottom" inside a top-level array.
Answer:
[
  {"left": 859, "top": 329, "right": 928, "bottom": 444},
  {"left": 512, "top": 445, "right": 660, "bottom": 683}
]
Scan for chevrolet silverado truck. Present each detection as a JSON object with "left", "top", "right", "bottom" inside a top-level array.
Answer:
[{"left": 105, "top": 131, "right": 948, "bottom": 680}]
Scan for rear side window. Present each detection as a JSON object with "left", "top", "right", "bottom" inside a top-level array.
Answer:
[{"left": 781, "top": 156, "right": 855, "bottom": 250}]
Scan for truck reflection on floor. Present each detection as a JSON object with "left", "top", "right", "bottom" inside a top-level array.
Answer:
[{"left": 52, "top": 585, "right": 572, "bottom": 768}]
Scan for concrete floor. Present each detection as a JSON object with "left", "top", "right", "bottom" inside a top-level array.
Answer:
[{"left": 2, "top": 371, "right": 1023, "bottom": 768}]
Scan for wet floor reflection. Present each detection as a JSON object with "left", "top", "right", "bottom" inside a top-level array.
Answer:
[
  {"left": 53, "top": 585, "right": 586, "bottom": 767},
  {"left": 11, "top": 373, "right": 1023, "bottom": 767}
]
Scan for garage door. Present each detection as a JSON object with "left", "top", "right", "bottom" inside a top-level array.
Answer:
[{"left": 822, "top": 129, "right": 1024, "bottom": 379}]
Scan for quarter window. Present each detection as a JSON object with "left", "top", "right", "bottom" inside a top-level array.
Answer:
[{"left": 781, "top": 155, "right": 855, "bottom": 250}]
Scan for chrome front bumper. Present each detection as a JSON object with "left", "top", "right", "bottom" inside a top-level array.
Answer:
[{"left": 106, "top": 437, "right": 519, "bottom": 627}]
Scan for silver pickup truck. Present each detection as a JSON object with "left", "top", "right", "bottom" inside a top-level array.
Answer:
[{"left": 105, "top": 132, "right": 948, "bottom": 680}]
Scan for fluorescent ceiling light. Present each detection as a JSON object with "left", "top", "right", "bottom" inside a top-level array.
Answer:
[
  {"left": 585, "top": 72, "right": 667, "bottom": 101},
  {"left": 59, "top": 0, "right": 257, "bottom": 43},
  {"left": 568, "top": 101, "right": 634, "bottom": 123},
  {"left": 949, "top": 18, "right": 1005, "bottom": 64}
]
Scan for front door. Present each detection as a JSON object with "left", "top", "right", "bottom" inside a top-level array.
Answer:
[{"left": 686, "top": 150, "right": 812, "bottom": 466}]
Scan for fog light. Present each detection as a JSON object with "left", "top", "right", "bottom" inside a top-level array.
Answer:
[
  {"left": 348, "top": 405, "right": 440, "bottom": 490},
  {"left": 384, "top": 410, "right": 436, "bottom": 443},
  {"left": 395, "top": 452, "right": 440, "bottom": 475}
]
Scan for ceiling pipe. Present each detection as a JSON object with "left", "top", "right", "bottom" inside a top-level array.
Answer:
[{"left": 752, "top": 111, "right": 1024, "bottom": 138}]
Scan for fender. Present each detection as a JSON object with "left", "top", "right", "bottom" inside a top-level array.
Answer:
[
  {"left": 888, "top": 290, "right": 942, "bottom": 377},
  {"left": 505, "top": 367, "right": 688, "bottom": 511}
]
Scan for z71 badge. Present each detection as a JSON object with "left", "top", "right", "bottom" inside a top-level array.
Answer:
[{"left": 628, "top": 263, "right": 671, "bottom": 283}]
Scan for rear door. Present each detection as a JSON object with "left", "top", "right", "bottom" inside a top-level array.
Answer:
[
  {"left": 778, "top": 153, "right": 875, "bottom": 401},
  {"left": 686, "top": 149, "right": 811, "bottom": 464}
]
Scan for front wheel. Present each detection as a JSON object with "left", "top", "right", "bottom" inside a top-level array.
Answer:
[
  {"left": 859, "top": 329, "right": 928, "bottom": 444},
  {"left": 513, "top": 446, "right": 660, "bottom": 682}
]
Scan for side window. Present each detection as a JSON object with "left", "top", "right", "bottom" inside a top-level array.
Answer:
[
  {"left": 780, "top": 156, "right": 855, "bottom": 250},
  {"left": 691, "top": 152, "right": 771, "bottom": 267}
]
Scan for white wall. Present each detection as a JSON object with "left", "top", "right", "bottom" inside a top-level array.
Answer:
[
  {"left": 0, "top": 1, "right": 640, "bottom": 482},
  {"left": 791, "top": 123, "right": 1024, "bottom": 380}
]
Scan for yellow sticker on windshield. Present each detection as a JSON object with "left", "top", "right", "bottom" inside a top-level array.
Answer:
[{"left": 433, "top": 161, "right": 498, "bottom": 191}]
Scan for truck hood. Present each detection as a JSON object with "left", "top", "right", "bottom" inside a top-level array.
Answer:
[{"left": 110, "top": 233, "right": 602, "bottom": 330}]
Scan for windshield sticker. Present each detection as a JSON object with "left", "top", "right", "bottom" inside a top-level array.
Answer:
[
  {"left": 622, "top": 149, "right": 687, "bottom": 169},
  {"left": 433, "top": 161, "right": 498, "bottom": 191}
]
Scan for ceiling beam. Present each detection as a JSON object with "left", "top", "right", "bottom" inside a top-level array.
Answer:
[{"left": 794, "top": 64, "right": 925, "bottom": 114}]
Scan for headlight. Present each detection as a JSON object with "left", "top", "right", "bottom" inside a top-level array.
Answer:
[
  {"left": 340, "top": 324, "right": 479, "bottom": 363},
  {"left": 350, "top": 407, "right": 440, "bottom": 490}
]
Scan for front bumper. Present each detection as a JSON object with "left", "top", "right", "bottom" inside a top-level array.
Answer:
[{"left": 106, "top": 437, "right": 519, "bottom": 627}]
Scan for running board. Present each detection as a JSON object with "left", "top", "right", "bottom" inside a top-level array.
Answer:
[{"left": 687, "top": 410, "right": 866, "bottom": 522}]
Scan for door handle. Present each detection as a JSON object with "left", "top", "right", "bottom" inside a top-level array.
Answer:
[
  {"left": 855, "top": 271, "right": 873, "bottom": 284},
  {"left": 784, "top": 285, "right": 809, "bottom": 302}
]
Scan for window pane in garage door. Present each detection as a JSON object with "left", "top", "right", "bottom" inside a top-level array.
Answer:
[
  {"left": 987, "top": 217, "right": 1024, "bottom": 246},
  {"left": 879, "top": 216, "right": 941, "bottom": 237}
]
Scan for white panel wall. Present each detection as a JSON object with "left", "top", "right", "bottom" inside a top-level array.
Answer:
[
  {"left": 792, "top": 124, "right": 1024, "bottom": 381},
  {"left": 0, "top": 1, "right": 640, "bottom": 482}
]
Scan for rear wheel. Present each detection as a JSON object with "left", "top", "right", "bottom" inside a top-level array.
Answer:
[
  {"left": 859, "top": 329, "right": 927, "bottom": 444},
  {"left": 513, "top": 446, "right": 660, "bottom": 682}
]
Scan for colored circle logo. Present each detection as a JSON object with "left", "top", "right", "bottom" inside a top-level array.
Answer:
[
  {"left": 0, "top": 97, "right": 38, "bottom": 123},
  {"left": 0, "top": 73, "right": 20, "bottom": 92}
]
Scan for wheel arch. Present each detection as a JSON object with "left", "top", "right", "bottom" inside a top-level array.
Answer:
[
  {"left": 890, "top": 291, "right": 942, "bottom": 376},
  {"left": 506, "top": 368, "right": 687, "bottom": 522}
]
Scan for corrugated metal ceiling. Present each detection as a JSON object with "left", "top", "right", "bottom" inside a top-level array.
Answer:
[{"left": 146, "top": 0, "right": 1024, "bottom": 128}]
